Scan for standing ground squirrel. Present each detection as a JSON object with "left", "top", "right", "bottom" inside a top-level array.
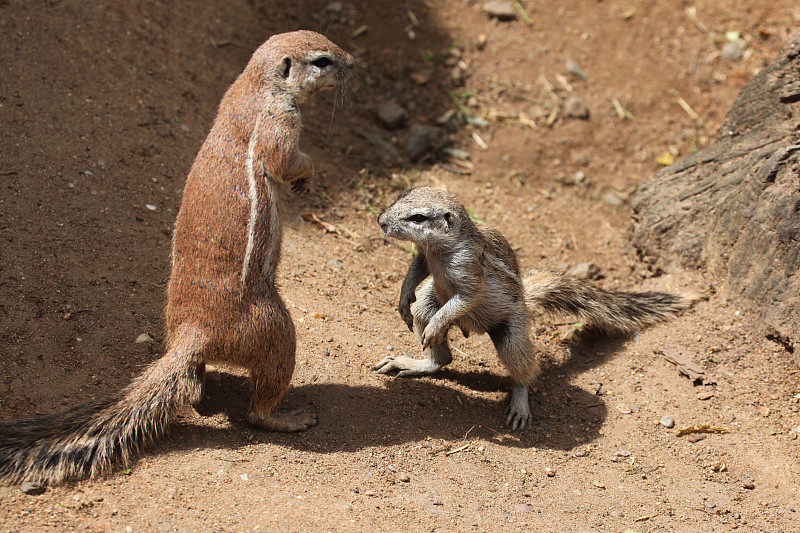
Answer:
[
  {"left": 372, "top": 187, "right": 687, "bottom": 430},
  {"left": 0, "top": 30, "right": 353, "bottom": 485}
]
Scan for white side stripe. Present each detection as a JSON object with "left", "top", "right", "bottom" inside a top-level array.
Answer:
[{"left": 241, "top": 117, "right": 261, "bottom": 284}]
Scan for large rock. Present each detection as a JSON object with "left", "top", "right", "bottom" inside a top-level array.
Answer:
[{"left": 632, "top": 28, "right": 800, "bottom": 362}]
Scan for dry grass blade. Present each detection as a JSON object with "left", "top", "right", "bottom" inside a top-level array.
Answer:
[{"left": 676, "top": 424, "right": 730, "bottom": 436}]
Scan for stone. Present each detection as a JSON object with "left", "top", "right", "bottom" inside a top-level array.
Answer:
[
  {"left": 376, "top": 101, "right": 408, "bottom": 130},
  {"left": 566, "top": 58, "right": 588, "bottom": 80},
  {"left": 135, "top": 333, "right": 154, "bottom": 343},
  {"left": 602, "top": 192, "right": 624, "bottom": 207},
  {"left": 564, "top": 95, "right": 590, "bottom": 119},
  {"left": 632, "top": 30, "right": 800, "bottom": 361},
  {"left": 404, "top": 124, "right": 447, "bottom": 162},
  {"left": 566, "top": 262, "right": 601, "bottom": 280},
  {"left": 20, "top": 482, "right": 46, "bottom": 495},
  {"left": 484, "top": 2, "right": 517, "bottom": 20},
  {"left": 721, "top": 41, "right": 744, "bottom": 62}
]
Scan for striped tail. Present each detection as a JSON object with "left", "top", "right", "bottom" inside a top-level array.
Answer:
[
  {"left": 522, "top": 267, "right": 688, "bottom": 335},
  {"left": 0, "top": 325, "right": 206, "bottom": 485}
]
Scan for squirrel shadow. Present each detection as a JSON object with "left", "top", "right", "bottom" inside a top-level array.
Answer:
[{"left": 159, "top": 330, "right": 638, "bottom": 457}]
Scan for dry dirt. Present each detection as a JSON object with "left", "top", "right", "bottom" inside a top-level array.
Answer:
[{"left": 2, "top": 1, "right": 800, "bottom": 532}]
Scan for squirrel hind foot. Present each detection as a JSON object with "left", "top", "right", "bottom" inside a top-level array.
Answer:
[
  {"left": 247, "top": 409, "right": 318, "bottom": 432},
  {"left": 504, "top": 385, "right": 532, "bottom": 431}
]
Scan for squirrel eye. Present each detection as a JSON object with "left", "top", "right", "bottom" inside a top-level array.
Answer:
[
  {"left": 311, "top": 56, "right": 333, "bottom": 68},
  {"left": 408, "top": 214, "right": 427, "bottom": 223}
]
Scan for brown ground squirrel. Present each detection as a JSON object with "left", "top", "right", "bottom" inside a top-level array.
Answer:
[
  {"left": 0, "top": 30, "right": 353, "bottom": 485},
  {"left": 372, "top": 187, "right": 687, "bottom": 430}
]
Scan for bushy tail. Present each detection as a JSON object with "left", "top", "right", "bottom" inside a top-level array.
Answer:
[
  {"left": 0, "top": 326, "right": 206, "bottom": 485},
  {"left": 522, "top": 267, "right": 688, "bottom": 335}
]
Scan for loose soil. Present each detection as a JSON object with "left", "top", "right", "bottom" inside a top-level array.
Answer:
[{"left": 1, "top": 1, "right": 799, "bottom": 531}]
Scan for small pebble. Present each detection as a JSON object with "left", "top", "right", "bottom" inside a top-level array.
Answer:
[
  {"left": 376, "top": 101, "right": 408, "bottom": 130},
  {"left": 721, "top": 41, "right": 744, "bottom": 62},
  {"left": 565, "top": 58, "right": 588, "bottom": 80},
  {"left": 566, "top": 262, "right": 601, "bottom": 280},
  {"left": 573, "top": 449, "right": 589, "bottom": 458},
  {"left": 705, "top": 501, "right": 717, "bottom": 509},
  {"left": 660, "top": 415, "right": 675, "bottom": 428},
  {"left": 145, "top": 204, "right": 157, "bottom": 211},
  {"left": 404, "top": 124, "right": 447, "bottom": 162},
  {"left": 386, "top": 345, "right": 395, "bottom": 352},
  {"left": 743, "top": 481, "right": 755, "bottom": 490},
  {"left": 135, "top": 333, "right": 153, "bottom": 343},
  {"left": 697, "top": 391, "right": 714, "bottom": 400},
  {"left": 20, "top": 481, "right": 46, "bottom": 495},
  {"left": 572, "top": 170, "right": 587, "bottom": 186},
  {"left": 602, "top": 192, "right": 624, "bottom": 207},
  {"left": 514, "top": 503, "right": 533, "bottom": 513},
  {"left": 564, "top": 95, "right": 590, "bottom": 119},
  {"left": 483, "top": 1, "right": 517, "bottom": 20},
  {"left": 399, "top": 474, "right": 410, "bottom": 483}
]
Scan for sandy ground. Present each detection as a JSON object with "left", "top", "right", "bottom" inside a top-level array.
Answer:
[{"left": 1, "top": 1, "right": 799, "bottom": 531}]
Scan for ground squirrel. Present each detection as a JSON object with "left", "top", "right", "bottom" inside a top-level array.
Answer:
[
  {"left": 372, "top": 187, "right": 687, "bottom": 430},
  {"left": 0, "top": 30, "right": 353, "bottom": 485}
]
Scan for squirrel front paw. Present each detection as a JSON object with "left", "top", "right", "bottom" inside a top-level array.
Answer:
[
  {"left": 421, "top": 322, "right": 447, "bottom": 349},
  {"left": 398, "top": 294, "right": 416, "bottom": 331}
]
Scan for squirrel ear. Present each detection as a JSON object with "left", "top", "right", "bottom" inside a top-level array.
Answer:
[
  {"left": 444, "top": 211, "right": 454, "bottom": 231},
  {"left": 281, "top": 56, "right": 292, "bottom": 79}
]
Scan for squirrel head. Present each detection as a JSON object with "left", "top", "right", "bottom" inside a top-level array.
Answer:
[
  {"left": 378, "top": 187, "right": 473, "bottom": 250},
  {"left": 247, "top": 30, "right": 354, "bottom": 104}
]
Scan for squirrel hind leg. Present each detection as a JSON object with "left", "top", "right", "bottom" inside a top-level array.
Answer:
[
  {"left": 245, "top": 305, "right": 316, "bottom": 433},
  {"left": 247, "top": 365, "right": 318, "bottom": 432},
  {"left": 488, "top": 315, "right": 541, "bottom": 430}
]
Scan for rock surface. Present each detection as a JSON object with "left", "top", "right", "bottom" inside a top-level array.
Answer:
[{"left": 632, "top": 29, "right": 800, "bottom": 363}]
